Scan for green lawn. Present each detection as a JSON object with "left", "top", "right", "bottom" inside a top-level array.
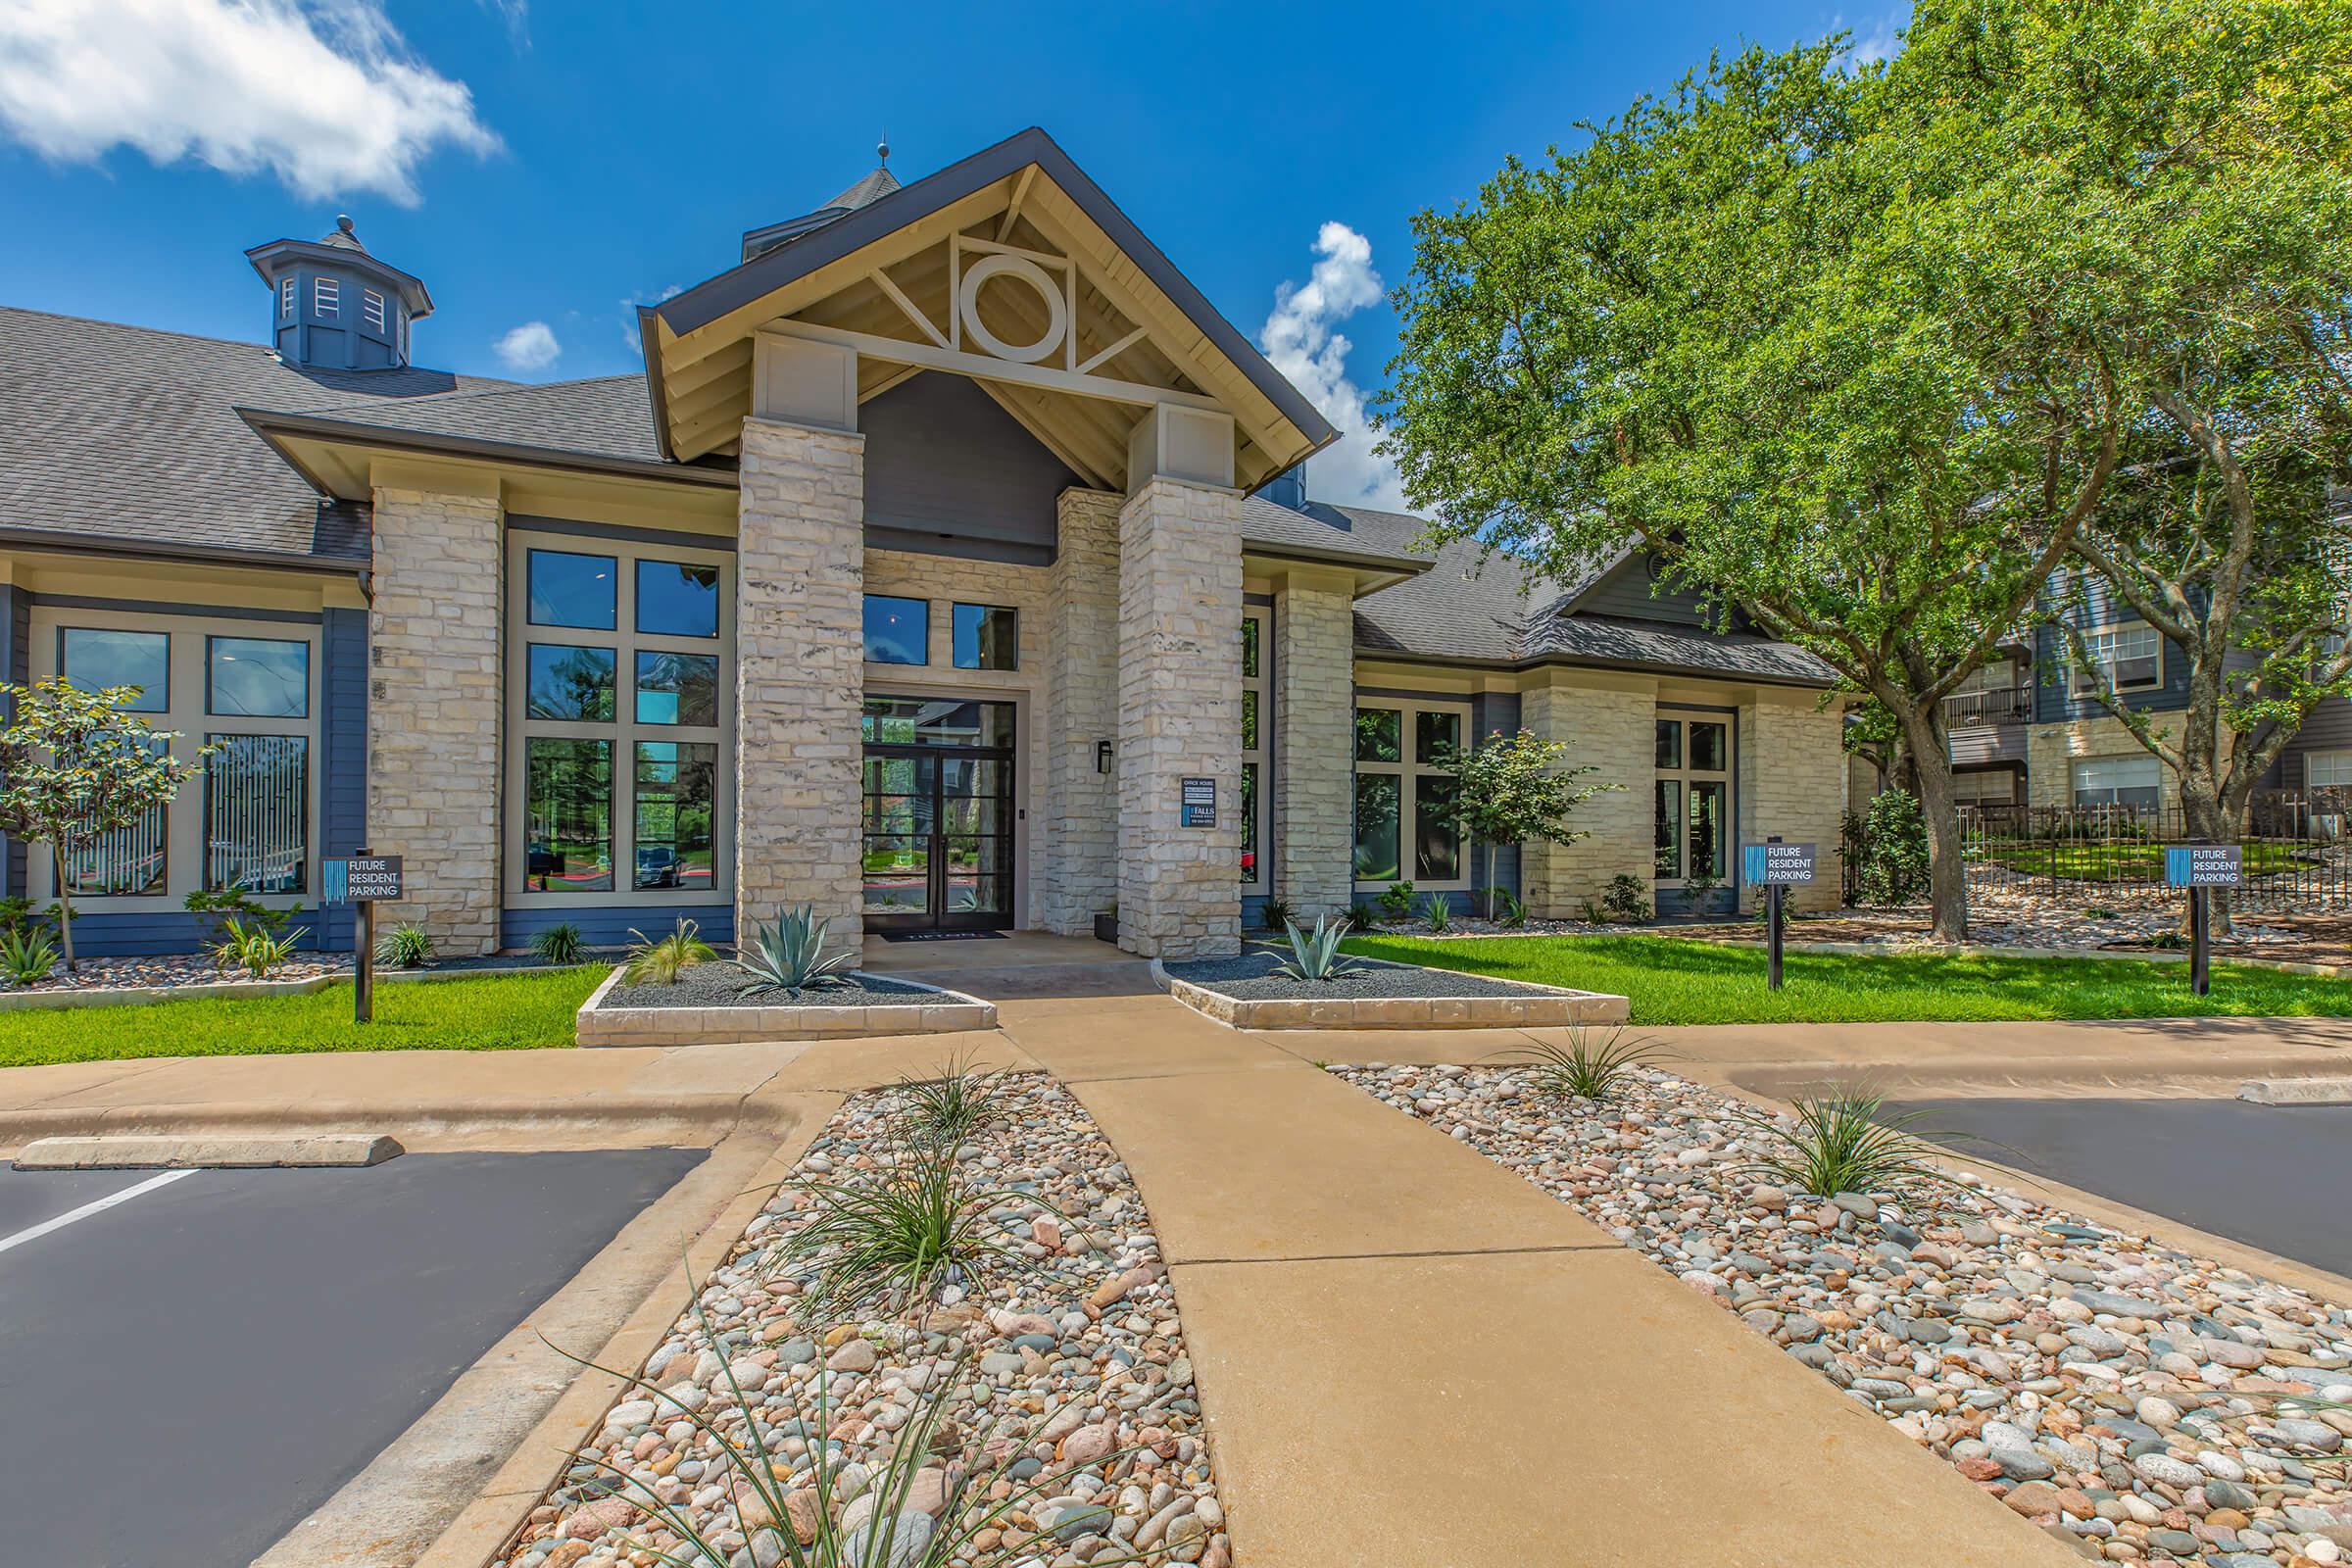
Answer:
[
  {"left": 0, "top": 966, "right": 606, "bottom": 1069},
  {"left": 1975, "top": 840, "right": 2306, "bottom": 881},
  {"left": 1342, "top": 933, "right": 2352, "bottom": 1026}
]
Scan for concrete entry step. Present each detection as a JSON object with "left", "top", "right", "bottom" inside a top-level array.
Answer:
[{"left": 14, "top": 1133, "right": 405, "bottom": 1170}]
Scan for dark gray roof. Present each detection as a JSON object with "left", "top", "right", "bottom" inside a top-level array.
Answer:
[
  {"left": 283, "top": 374, "right": 673, "bottom": 466},
  {"left": 826, "top": 166, "right": 902, "bottom": 211},
  {"left": 1238, "top": 495, "right": 1435, "bottom": 572},
  {"left": 0, "top": 306, "right": 506, "bottom": 564}
]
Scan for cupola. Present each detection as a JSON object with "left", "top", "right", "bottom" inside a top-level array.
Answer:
[{"left": 244, "top": 216, "right": 434, "bottom": 371}]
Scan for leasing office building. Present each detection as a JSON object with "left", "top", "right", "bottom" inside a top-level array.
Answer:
[{"left": 0, "top": 129, "right": 1849, "bottom": 961}]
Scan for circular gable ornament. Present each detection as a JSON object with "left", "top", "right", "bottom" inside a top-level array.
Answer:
[{"left": 957, "top": 253, "right": 1067, "bottom": 365}]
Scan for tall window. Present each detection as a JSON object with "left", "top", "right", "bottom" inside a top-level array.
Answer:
[
  {"left": 314, "top": 276, "right": 338, "bottom": 318},
  {"left": 38, "top": 617, "right": 318, "bottom": 905},
  {"left": 510, "top": 535, "right": 730, "bottom": 902},
  {"left": 952, "top": 604, "right": 1018, "bottom": 670},
  {"left": 2073, "top": 755, "right": 2160, "bottom": 809},
  {"left": 2077, "top": 621, "right": 2162, "bottom": 694},
  {"left": 1654, "top": 714, "right": 1729, "bottom": 885},
  {"left": 1240, "top": 612, "right": 1267, "bottom": 891},
  {"left": 1353, "top": 699, "right": 1468, "bottom": 889}
]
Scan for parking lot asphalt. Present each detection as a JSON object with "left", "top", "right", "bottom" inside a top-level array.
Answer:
[
  {"left": 1893, "top": 1097, "right": 2352, "bottom": 1280},
  {"left": 0, "top": 1148, "right": 705, "bottom": 1568}
]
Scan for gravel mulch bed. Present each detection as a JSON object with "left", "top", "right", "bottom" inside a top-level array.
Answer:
[
  {"left": 604, "top": 963, "right": 941, "bottom": 1011},
  {"left": 0, "top": 951, "right": 350, "bottom": 994},
  {"left": 507, "top": 1075, "right": 1229, "bottom": 1568},
  {"left": 1335, "top": 1061, "right": 2352, "bottom": 1568},
  {"left": 1165, "top": 949, "right": 1576, "bottom": 1001}
]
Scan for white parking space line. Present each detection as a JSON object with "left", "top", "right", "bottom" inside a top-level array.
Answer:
[{"left": 0, "top": 1169, "right": 198, "bottom": 1258}]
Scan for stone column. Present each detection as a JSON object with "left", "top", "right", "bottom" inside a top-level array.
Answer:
[
  {"left": 1273, "top": 569, "right": 1355, "bottom": 921},
  {"left": 1740, "top": 689, "right": 1850, "bottom": 912},
  {"left": 1520, "top": 672, "right": 1657, "bottom": 918},
  {"left": 1042, "top": 488, "right": 1123, "bottom": 935},
  {"left": 735, "top": 416, "right": 865, "bottom": 940},
  {"left": 368, "top": 485, "right": 503, "bottom": 954},
  {"left": 1116, "top": 477, "right": 1244, "bottom": 959}
]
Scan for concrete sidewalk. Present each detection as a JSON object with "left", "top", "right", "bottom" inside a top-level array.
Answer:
[{"left": 998, "top": 990, "right": 2075, "bottom": 1568}]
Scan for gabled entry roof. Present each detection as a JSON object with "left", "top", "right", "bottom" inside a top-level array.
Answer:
[{"left": 641, "top": 126, "right": 1338, "bottom": 491}]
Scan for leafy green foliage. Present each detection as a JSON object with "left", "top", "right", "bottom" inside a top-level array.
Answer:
[
  {"left": 0, "top": 897, "right": 55, "bottom": 944},
  {"left": 1257, "top": 898, "right": 1293, "bottom": 934},
  {"left": 1420, "top": 892, "right": 1452, "bottom": 933},
  {"left": 621, "top": 917, "right": 714, "bottom": 985},
  {"left": 374, "top": 922, "right": 435, "bottom": 969},
  {"left": 1271, "top": 914, "right": 1365, "bottom": 982},
  {"left": 1731, "top": 1090, "right": 1973, "bottom": 1207},
  {"left": 1377, "top": 881, "right": 1417, "bottom": 921},
  {"left": 1491, "top": 887, "right": 1528, "bottom": 928},
  {"left": 210, "top": 917, "right": 306, "bottom": 979},
  {"left": 545, "top": 1280, "right": 1163, "bottom": 1568},
  {"left": 1508, "top": 1026, "right": 1671, "bottom": 1102},
  {"left": 1600, "top": 874, "right": 1651, "bottom": 923},
  {"left": 184, "top": 887, "right": 303, "bottom": 950},
  {"left": 1348, "top": 901, "right": 1384, "bottom": 931},
  {"left": 733, "top": 904, "right": 857, "bottom": 998},
  {"left": 1434, "top": 729, "right": 1616, "bottom": 902},
  {"left": 0, "top": 678, "right": 206, "bottom": 969},
  {"left": 529, "top": 922, "right": 586, "bottom": 965},
  {"left": 776, "top": 1144, "right": 1056, "bottom": 1317},
  {"left": 896, "top": 1052, "right": 1010, "bottom": 1147},
  {"left": 0, "top": 928, "right": 59, "bottom": 987},
  {"left": 1847, "top": 789, "right": 1931, "bottom": 907}
]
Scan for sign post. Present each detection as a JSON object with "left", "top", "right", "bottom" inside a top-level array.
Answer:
[
  {"left": 2164, "top": 842, "right": 2241, "bottom": 998},
  {"left": 1741, "top": 838, "right": 1818, "bottom": 992},
  {"left": 324, "top": 851, "right": 403, "bottom": 1023}
]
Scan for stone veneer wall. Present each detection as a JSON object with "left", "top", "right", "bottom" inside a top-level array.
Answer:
[
  {"left": 1521, "top": 673, "right": 1659, "bottom": 917},
  {"left": 1274, "top": 575, "right": 1355, "bottom": 919},
  {"left": 368, "top": 486, "right": 503, "bottom": 954},
  {"left": 1116, "top": 478, "right": 1244, "bottom": 959},
  {"left": 863, "top": 547, "right": 1055, "bottom": 929},
  {"left": 2026, "top": 715, "right": 2186, "bottom": 809},
  {"left": 1043, "top": 489, "right": 1123, "bottom": 935},
  {"left": 1737, "top": 691, "right": 1848, "bottom": 913},
  {"left": 735, "top": 417, "right": 865, "bottom": 937}
]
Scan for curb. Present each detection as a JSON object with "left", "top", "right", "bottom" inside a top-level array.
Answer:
[
  {"left": 14, "top": 1132, "right": 402, "bottom": 1169},
  {"left": 2238, "top": 1076, "right": 2352, "bottom": 1105},
  {"left": 0, "top": 1096, "right": 781, "bottom": 1157}
]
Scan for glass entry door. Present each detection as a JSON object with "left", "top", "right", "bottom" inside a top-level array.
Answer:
[{"left": 861, "top": 697, "right": 1015, "bottom": 931}]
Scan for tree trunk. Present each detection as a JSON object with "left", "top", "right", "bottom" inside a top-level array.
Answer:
[
  {"left": 55, "top": 883, "right": 76, "bottom": 974},
  {"left": 1895, "top": 705, "right": 1970, "bottom": 943}
]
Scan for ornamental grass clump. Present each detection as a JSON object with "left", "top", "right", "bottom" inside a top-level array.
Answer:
[
  {"left": 1733, "top": 1089, "right": 1972, "bottom": 1207},
  {"left": 621, "top": 917, "right": 713, "bottom": 985},
  {"left": 734, "top": 904, "right": 858, "bottom": 999},
  {"left": 529, "top": 921, "right": 585, "bottom": 965},
  {"left": 1270, "top": 914, "right": 1364, "bottom": 982},
  {"left": 374, "top": 921, "right": 434, "bottom": 969},
  {"left": 546, "top": 1280, "right": 1165, "bottom": 1568},
  {"left": 896, "top": 1052, "right": 1010, "bottom": 1147},
  {"left": 1506, "top": 1025, "right": 1671, "bottom": 1102},
  {"left": 776, "top": 1143, "right": 1057, "bottom": 1317},
  {"left": 212, "top": 917, "right": 305, "bottom": 979}
]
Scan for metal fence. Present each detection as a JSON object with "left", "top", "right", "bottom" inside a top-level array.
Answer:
[{"left": 1960, "top": 793, "right": 2352, "bottom": 911}]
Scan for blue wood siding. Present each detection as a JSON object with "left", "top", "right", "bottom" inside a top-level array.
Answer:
[
  {"left": 2034, "top": 593, "right": 2192, "bottom": 722},
  {"left": 313, "top": 606, "right": 368, "bottom": 952},
  {"left": 1, "top": 583, "right": 24, "bottom": 899},
  {"left": 861, "top": 374, "right": 1079, "bottom": 565},
  {"left": 501, "top": 904, "right": 734, "bottom": 951}
]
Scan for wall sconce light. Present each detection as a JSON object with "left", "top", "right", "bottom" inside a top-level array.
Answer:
[{"left": 1096, "top": 740, "right": 1114, "bottom": 775}]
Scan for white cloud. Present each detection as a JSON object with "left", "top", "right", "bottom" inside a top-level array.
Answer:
[
  {"left": 1838, "top": 7, "right": 1910, "bottom": 67},
  {"left": 1258, "top": 220, "right": 1406, "bottom": 513},
  {"left": 618, "top": 284, "right": 683, "bottom": 354},
  {"left": 0, "top": 0, "right": 497, "bottom": 205},
  {"left": 494, "top": 319, "right": 560, "bottom": 371}
]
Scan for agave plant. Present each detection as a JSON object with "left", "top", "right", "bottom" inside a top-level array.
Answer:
[
  {"left": 1505, "top": 1025, "right": 1671, "bottom": 1102},
  {"left": 544, "top": 1281, "right": 1168, "bottom": 1568},
  {"left": 735, "top": 904, "right": 858, "bottom": 999},
  {"left": 0, "top": 927, "right": 58, "bottom": 987},
  {"left": 1270, "top": 913, "right": 1364, "bottom": 982},
  {"left": 1421, "top": 892, "right": 1452, "bottom": 933},
  {"left": 1731, "top": 1089, "right": 1973, "bottom": 1206}
]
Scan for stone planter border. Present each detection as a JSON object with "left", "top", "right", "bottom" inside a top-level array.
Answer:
[
  {"left": 1151, "top": 958, "right": 1628, "bottom": 1030},
  {"left": 575, "top": 965, "right": 998, "bottom": 1048}
]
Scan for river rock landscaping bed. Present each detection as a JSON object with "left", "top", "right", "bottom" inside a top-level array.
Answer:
[
  {"left": 1334, "top": 1060, "right": 2352, "bottom": 1567},
  {"left": 1156, "top": 951, "right": 1625, "bottom": 1029},
  {"left": 506, "top": 1074, "right": 1230, "bottom": 1568},
  {"left": 578, "top": 964, "right": 997, "bottom": 1046}
]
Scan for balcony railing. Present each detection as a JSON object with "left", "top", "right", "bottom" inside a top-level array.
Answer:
[{"left": 1942, "top": 685, "right": 2034, "bottom": 727}]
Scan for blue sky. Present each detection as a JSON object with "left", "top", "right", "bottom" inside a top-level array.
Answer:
[{"left": 0, "top": 0, "right": 1904, "bottom": 508}]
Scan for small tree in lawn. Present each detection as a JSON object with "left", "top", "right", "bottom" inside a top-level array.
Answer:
[
  {"left": 0, "top": 679, "right": 204, "bottom": 971},
  {"left": 1436, "top": 729, "right": 1616, "bottom": 916}
]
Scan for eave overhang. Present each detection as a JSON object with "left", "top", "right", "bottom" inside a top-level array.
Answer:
[{"left": 242, "top": 239, "right": 435, "bottom": 317}]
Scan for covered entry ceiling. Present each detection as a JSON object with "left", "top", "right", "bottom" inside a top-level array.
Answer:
[{"left": 641, "top": 127, "right": 1336, "bottom": 493}]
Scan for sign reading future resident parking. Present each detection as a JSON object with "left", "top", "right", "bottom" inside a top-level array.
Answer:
[
  {"left": 1741, "top": 842, "right": 1817, "bottom": 886},
  {"left": 2165, "top": 845, "right": 2242, "bottom": 889},
  {"left": 1179, "top": 777, "right": 1216, "bottom": 828},
  {"left": 324, "top": 856, "right": 403, "bottom": 904}
]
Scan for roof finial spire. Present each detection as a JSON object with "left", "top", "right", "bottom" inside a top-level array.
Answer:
[{"left": 876, "top": 132, "right": 890, "bottom": 168}]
